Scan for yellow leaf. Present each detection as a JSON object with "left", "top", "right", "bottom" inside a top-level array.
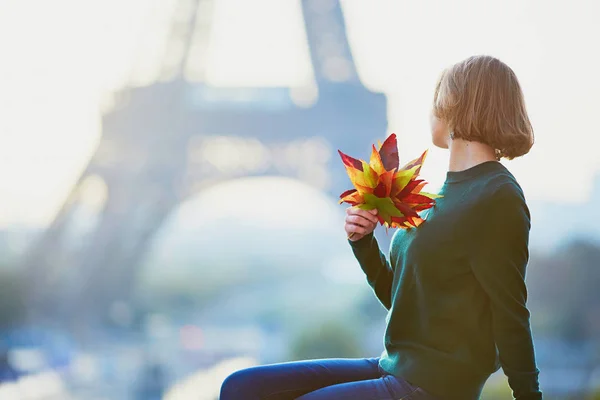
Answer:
[
  {"left": 361, "top": 160, "right": 379, "bottom": 188},
  {"left": 343, "top": 163, "right": 370, "bottom": 188},
  {"left": 369, "top": 145, "right": 386, "bottom": 175},
  {"left": 392, "top": 166, "right": 419, "bottom": 195},
  {"left": 401, "top": 149, "right": 428, "bottom": 175},
  {"left": 420, "top": 191, "right": 443, "bottom": 199}
]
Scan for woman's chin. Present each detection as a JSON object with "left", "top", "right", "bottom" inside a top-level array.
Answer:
[{"left": 431, "top": 137, "right": 449, "bottom": 149}]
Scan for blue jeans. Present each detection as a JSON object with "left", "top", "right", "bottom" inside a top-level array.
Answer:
[{"left": 219, "top": 357, "right": 438, "bottom": 399}]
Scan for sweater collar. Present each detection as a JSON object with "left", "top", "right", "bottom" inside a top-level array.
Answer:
[{"left": 445, "top": 160, "right": 505, "bottom": 184}]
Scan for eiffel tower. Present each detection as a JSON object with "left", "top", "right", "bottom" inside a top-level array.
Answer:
[{"left": 23, "top": 0, "right": 387, "bottom": 327}]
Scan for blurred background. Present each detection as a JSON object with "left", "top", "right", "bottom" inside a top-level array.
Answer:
[{"left": 1, "top": 0, "right": 599, "bottom": 399}]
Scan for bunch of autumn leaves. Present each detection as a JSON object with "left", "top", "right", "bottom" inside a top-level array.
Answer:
[{"left": 338, "top": 133, "right": 441, "bottom": 235}]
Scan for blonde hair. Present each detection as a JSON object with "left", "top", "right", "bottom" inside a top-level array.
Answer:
[{"left": 432, "top": 55, "right": 534, "bottom": 160}]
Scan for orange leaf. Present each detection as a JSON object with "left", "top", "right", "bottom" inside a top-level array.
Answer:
[
  {"left": 411, "top": 181, "right": 428, "bottom": 194},
  {"left": 339, "top": 190, "right": 364, "bottom": 206}
]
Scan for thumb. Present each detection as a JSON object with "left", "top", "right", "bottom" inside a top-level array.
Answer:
[{"left": 369, "top": 208, "right": 378, "bottom": 214}]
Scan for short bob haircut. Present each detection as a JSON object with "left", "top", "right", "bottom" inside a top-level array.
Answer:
[{"left": 432, "top": 55, "right": 534, "bottom": 160}]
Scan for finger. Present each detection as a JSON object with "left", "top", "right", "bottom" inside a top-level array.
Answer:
[
  {"left": 345, "top": 222, "right": 375, "bottom": 239},
  {"left": 346, "top": 206, "right": 379, "bottom": 224},
  {"left": 355, "top": 209, "right": 379, "bottom": 224},
  {"left": 346, "top": 214, "right": 376, "bottom": 228},
  {"left": 347, "top": 206, "right": 372, "bottom": 218},
  {"left": 345, "top": 222, "right": 367, "bottom": 236}
]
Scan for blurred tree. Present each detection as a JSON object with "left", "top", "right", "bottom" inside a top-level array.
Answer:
[
  {"left": 0, "top": 266, "right": 25, "bottom": 330},
  {"left": 528, "top": 238, "right": 600, "bottom": 342},
  {"left": 289, "top": 320, "right": 363, "bottom": 361}
]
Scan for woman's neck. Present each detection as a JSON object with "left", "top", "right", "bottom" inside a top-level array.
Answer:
[{"left": 448, "top": 138, "right": 497, "bottom": 172}]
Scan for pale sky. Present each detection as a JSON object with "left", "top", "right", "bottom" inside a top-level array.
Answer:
[{"left": 1, "top": 0, "right": 600, "bottom": 228}]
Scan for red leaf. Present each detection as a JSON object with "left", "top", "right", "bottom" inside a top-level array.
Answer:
[
  {"left": 413, "top": 203, "right": 435, "bottom": 212},
  {"left": 397, "top": 179, "right": 424, "bottom": 198},
  {"left": 372, "top": 170, "right": 394, "bottom": 198},
  {"left": 378, "top": 133, "right": 399, "bottom": 171},
  {"left": 373, "top": 181, "right": 387, "bottom": 198},
  {"left": 393, "top": 201, "right": 420, "bottom": 218},
  {"left": 402, "top": 193, "right": 436, "bottom": 205},
  {"left": 390, "top": 215, "right": 408, "bottom": 225},
  {"left": 339, "top": 188, "right": 357, "bottom": 199},
  {"left": 338, "top": 149, "right": 363, "bottom": 171}
]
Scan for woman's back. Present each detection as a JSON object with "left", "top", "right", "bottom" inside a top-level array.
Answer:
[{"left": 350, "top": 160, "right": 538, "bottom": 399}]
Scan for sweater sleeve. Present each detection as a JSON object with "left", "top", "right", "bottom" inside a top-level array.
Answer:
[
  {"left": 348, "top": 231, "right": 394, "bottom": 310},
  {"left": 470, "top": 183, "right": 542, "bottom": 400}
]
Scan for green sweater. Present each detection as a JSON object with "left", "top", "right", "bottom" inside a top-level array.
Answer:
[{"left": 349, "top": 161, "right": 542, "bottom": 400}]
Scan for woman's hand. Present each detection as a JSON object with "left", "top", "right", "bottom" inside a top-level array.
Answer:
[{"left": 345, "top": 206, "right": 378, "bottom": 241}]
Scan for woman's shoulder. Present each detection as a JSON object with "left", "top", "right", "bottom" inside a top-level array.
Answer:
[
  {"left": 479, "top": 163, "right": 526, "bottom": 201},
  {"left": 469, "top": 165, "right": 529, "bottom": 219}
]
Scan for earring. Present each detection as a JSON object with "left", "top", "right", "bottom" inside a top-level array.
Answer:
[{"left": 449, "top": 131, "right": 455, "bottom": 139}]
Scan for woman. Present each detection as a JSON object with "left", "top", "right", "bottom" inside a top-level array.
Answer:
[{"left": 220, "top": 55, "right": 542, "bottom": 400}]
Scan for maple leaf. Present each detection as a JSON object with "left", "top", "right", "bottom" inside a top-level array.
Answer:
[{"left": 338, "top": 133, "right": 442, "bottom": 238}]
